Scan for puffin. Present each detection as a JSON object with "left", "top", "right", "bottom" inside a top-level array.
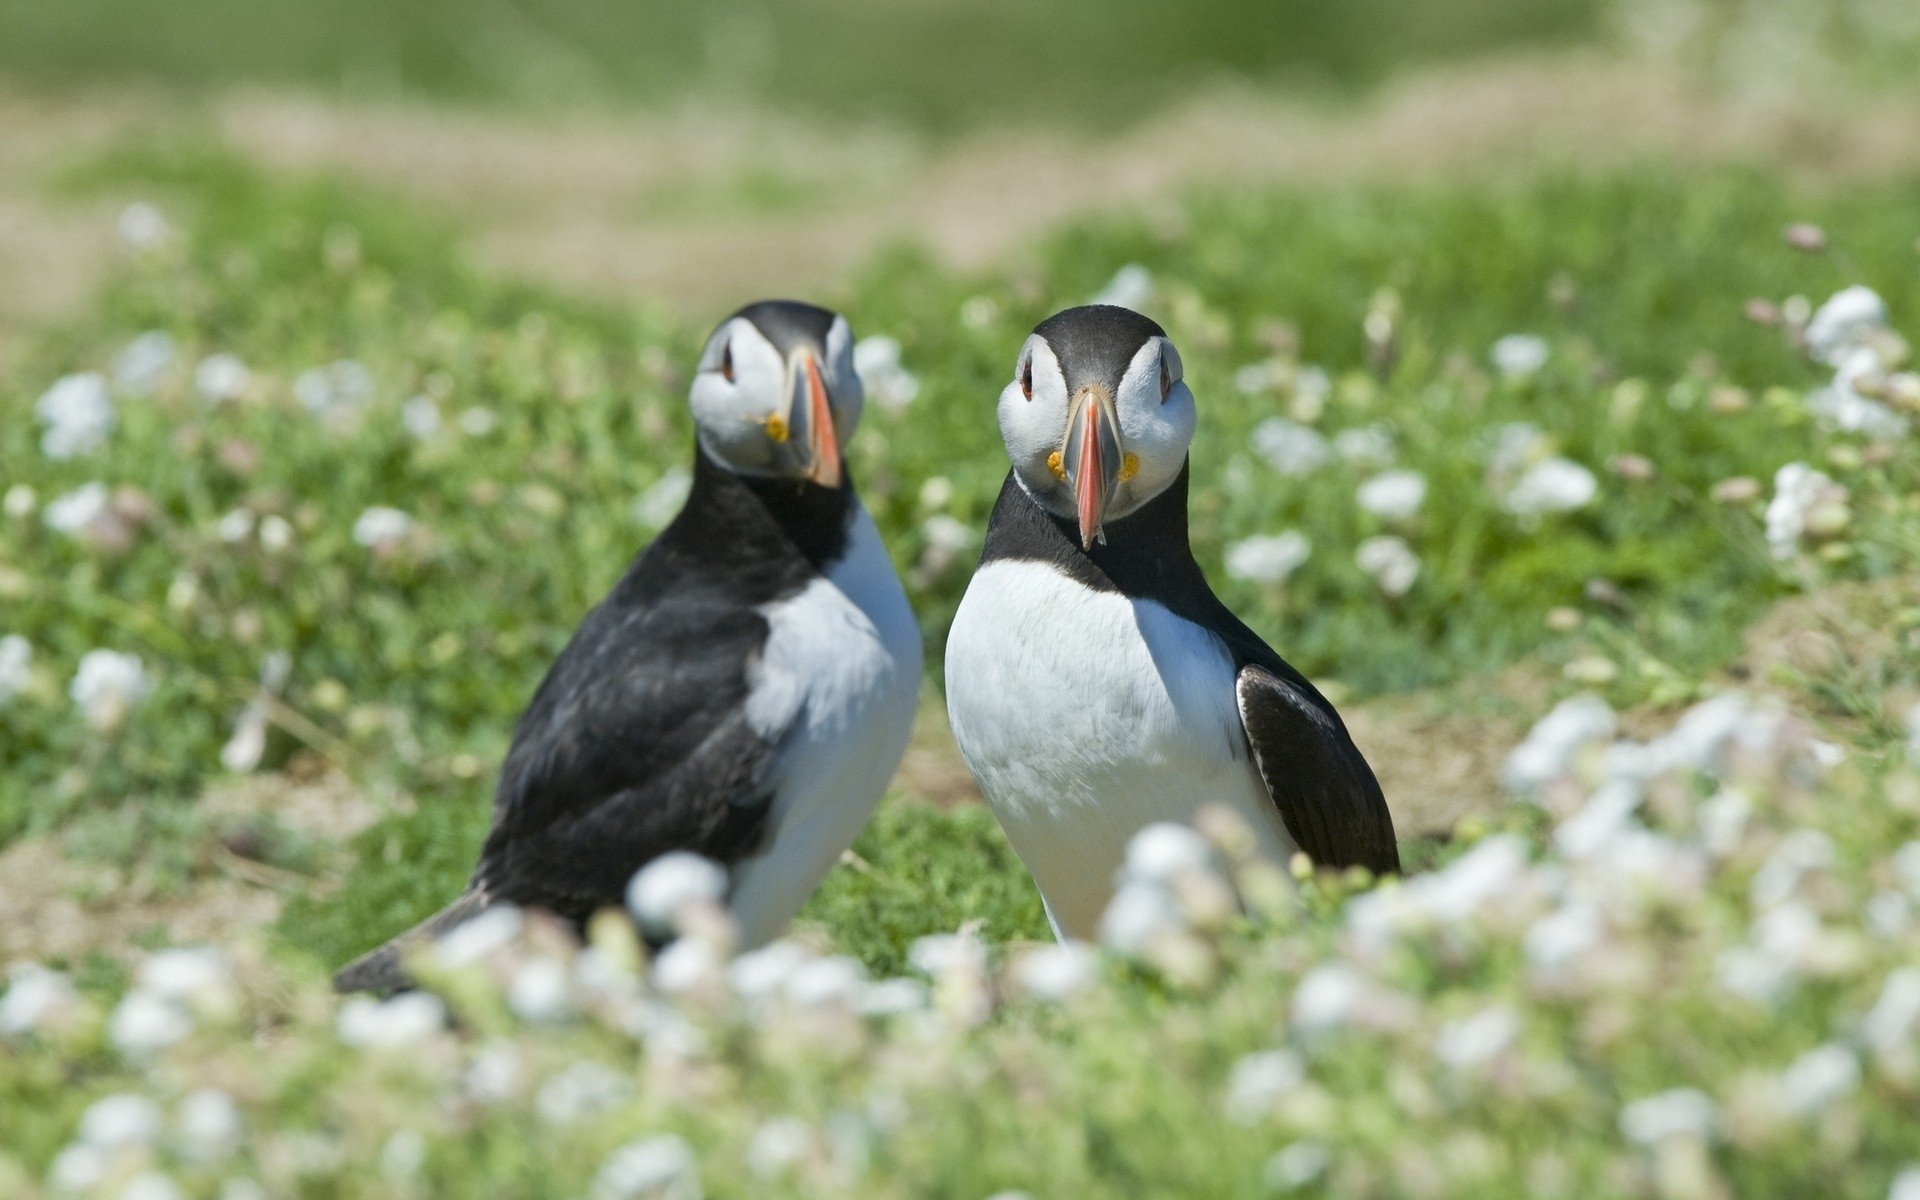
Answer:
[
  {"left": 944, "top": 304, "right": 1397, "bottom": 939},
  {"left": 336, "top": 300, "right": 923, "bottom": 992}
]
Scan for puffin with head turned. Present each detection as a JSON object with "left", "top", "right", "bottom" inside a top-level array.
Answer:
[
  {"left": 944, "top": 304, "right": 1398, "bottom": 939},
  {"left": 336, "top": 300, "right": 923, "bottom": 992}
]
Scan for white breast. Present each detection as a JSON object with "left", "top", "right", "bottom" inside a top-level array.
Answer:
[
  {"left": 945, "top": 559, "right": 1295, "bottom": 939},
  {"left": 726, "top": 504, "right": 923, "bottom": 947}
]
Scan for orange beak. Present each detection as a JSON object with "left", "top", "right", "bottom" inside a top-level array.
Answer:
[
  {"left": 791, "top": 351, "right": 841, "bottom": 489},
  {"left": 1061, "top": 386, "right": 1123, "bottom": 549}
]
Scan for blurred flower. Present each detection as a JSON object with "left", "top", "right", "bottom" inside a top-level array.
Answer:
[
  {"left": 1090, "top": 264, "right": 1152, "bottom": 310},
  {"left": 785, "top": 954, "right": 867, "bottom": 1011},
  {"left": 401, "top": 395, "right": 442, "bottom": 440},
  {"left": 114, "top": 332, "right": 177, "bottom": 396},
  {"left": 70, "top": 649, "right": 151, "bottom": 732},
  {"left": 593, "top": 1134, "right": 699, "bottom": 1200},
  {"left": 1225, "top": 533, "right": 1310, "bottom": 585},
  {"left": 508, "top": 957, "right": 575, "bottom": 1024},
  {"left": 44, "top": 482, "right": 111, "bottom": 540},
  {"left": 0, "top": 635, "right": 30, "bottom": 704},
  {"left": 1333, "top": 424, "right": 1395, "bottom": 468},
  {"left": 1503, "top": 457, "right": 1598, "bottom": 515},
  {"left": 1893, "top": 1168, "right": 1920, "bottom": 1200},
  {"left": 118, "top": 201, "right": 171, "bottom": 250},
  {"left": 1252, "top": 418, "right": 1331, "bottom": 476},
  {"left": 1764, "top": 464, "right": 1850, "bottom": 560},
  {"left": 1489, "top": 421, "right": 1550, "bottom": 480},
  {"left": 1122, "top": 823, "right": 1216, "bottom": 885},
  {"left": 436, "top": 905, "right": 524, "bottom": 966},
  {"left": 459, "top": 407, "right": 499, "bottom": 437},
  {"left": 1355, "top": 535, "right": 1420, "bottom": 597},
  {"left": 139, "top": 947, "right": 233, "bottom": 1005},
  {"left": 1490, "top": 334, "right": 1550, "bottom": 379},
  {"left": 1711, "top": 476, "right": 1762, "bottom": 504},
  {"left": 1906, "top": 702, "right": 1920, "bottom": 762},
  {"left": 635, "top": 469, "right": 693, "bottom": 529},
  {"left": 747, "top": 1117, "right": 812, "bottom": 1180},
  {"left": 122, "top": 1171, "right": 184, "bottom": 1200},
  {"left": 854, "top": 337, "right": 921, "bottom": 412},
  {"left": 1100, "top": 881, "right": 1182, "bottom": 954},
  {"left": 1265, "top": 1143, "right": 1328, "bottom": 1190},
  {"left": 730, "top": 940, "right": 809, "bottom": 1004},
  {"left": 1226, "top": 1048, "right": 1304, "bottom": 1123},
  {"left": 1505, "top": 693, "right": 1615, "bottom": 794},
  {"left": 295, "top": 360, "right": 374, "bottom": 417},
  {"left": 1348, "top": 835, "right": 1530, "bottom": 957},
  {"left": 216, "top": 509, "right": 254, "bottom": 543},
  {"left": 1619, "top": 1089, "right": 1719, "bottom": 1145},
  {"left": 1776, "top": 1043, "right": 1858, "bottom": 1117},
  {"left": 110, "top": 989, "right": 192, "bottom": 1059},
  {"left": 3, "top": 484, "right": 34, "bottom": 519},
  {"left": 336, "top": 992, "right": 447, "bottom": 1048},
  {"left": 1804, "top": 285, "right": 1888, "bottom": 365},
  {"left": 176, "top": 1088, "right": 243, "bottom": 1163},
  {"left": 36, "top": 372, "right": 114, "bottom": 459},
  {"left": 1013, "top": 942, "right": 1098, "bottom": 1003},
  {"left": 627, "top": 852, "right": 728, "bottom": 940},
  {"left": 352, "top": 507, "right": 414, "bottom": 551},
  {"left": 0, "top": 963, "right": 76, "bottom": 1035},
  {"left": 381, "top": 1130, "right": 425, "bottom": 1184},
  {"left": 1292, "top": 963, "right": 1365, "bottom": 1032},
  {"left": 1809, "top": 347, "right": 1909, "bottom": 439},
  {"left": 856, "top": 977, "right": 928, "bottom": 1017},
  {"left": 1524, "top": 900, "right": 1603, "bottom": 973},
  {"left": 194, "top": 354, "right": 251, "bottom": 403},
  {"left": 1357, "top": 470, "right": 1427, "bottom": 521},
  {"left": 1863, "top": 968, "right": 1920, "bottom": 1055},
  {"left": 1783, "top": 223, "right": 1827, "bottom": 253},
  {"left": 652, "top": 938, "right": 724, "bottom": 995},
  {"left": 1749, "top": 829, "right": 1833, "bottom": 910},
  {"left": 1434, "top": 1005, "right": 1518, "bottom": 1070},
  {"left": 258, "top": 514, "right": 293, "bottom": 554},
  {"left": 79, "top": 1093, "right": 163, "bottom": 1149}
]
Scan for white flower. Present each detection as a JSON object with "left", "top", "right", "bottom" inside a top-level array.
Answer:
[
  {"left": 729, "top": 940, "right": 809, "bottom": 1003},
  {"left": 1715, "top": 946, "right": 1791, "bottom": 1005},
  {"left": 118, "top": 201, "right": 171, "bottom": 250},
  {"left": 854, "top": 336, "right": 921, "bottom": 412},
  {"left": 856, "top": 977, "right": 928, "bottom": 1017},
  {"left": 1765, "top": 463, "right": 1848, "bottom": 560},
  {"left": 0, "top": 964, "right": 76, "bottom": 1035},
  {"left": 651, "top": 937, "right": 723, "bottom": 995},
  {"left": 1013, "top": 941, "right": 1098, "bottom": 1003},
  {"left": 1804, "top": 285, "right": 1889, "bottom": 365},
  {"left": 110, "top": 989, "right": 192, "bottom": 1060},
  {"left": 1333, "top": 424, "right": 1395, "bottom": 468},
  {"left": 114, "top": 332, "right": 177, "bottom": 396},
  {"left": 1524, "top": 900, "right": 1603, "bottom": 972},
  {"left": 1090, "top": 263, "right": 1152, "bottom": 310},
  {"left": 258, "top": 514, "right": 293, "bottom": 553},
  {"left": 1356, "top": 470, "right": 1426, "bottom": 521},
  {"left": 215, "top": 509, "right": 254, "bottom": 543},
  {"left": 508, "top": 957, "right": 575, "bottom": 1024},
  {"left": 1896, "top": 842, "right": 1920, "bottom": 899},
  {"left": 401, "top": 394, "right": 442, "bottom": 439},
  {"left": 1892, "top": 1167, "right": 1920, "bottom": 1200},
  {"left": 1866, "top": 890, "right": 1910, "bottom": 939},
  {"left": 37, "top": 372, "right": 115, "bottom": 459},
  {"left": 909, "top": 931, "right": 988, "bottom": 979},
  {"left": 1488, "top": 421, "right": 1550, "bottom": 479},
  {"left": 539, "top": 1062, "right": 632, "bottom": 1126},
  {"left": 78, "top": 1093, "right": 164, "bottom": 1148},
  {"left": 921, "top": 514, "right": 974, "bottom": 557},
  {"left": 122, "top": 1172, "right": 185, "bottom": 1200},
  {"left": 4, "top": 483, "right": 35, "bottom": 518},
  {"left": 466, "top": 1040, "right": 524, "bottom": 1104},
  {"left": 352, "top": 506, "right": 413, "bottom": 549},
  {"left": 1225, "top": 532, "right": 1310, "bottom": 585},
  {"left": 220, "top": 697, "right": 270, "bottom": 773},
  {"left": 381, "top": 1130, "right": 426, "bottom": 1183},
  {"left": 1226, "top": 1049, "right": 1304, "bottom": 1123},
  {"left": 1122, "top": 822, "right": 1215, "bottom": 884},
  {"left": 458, "top": 406, "right": 498, "bottom": 437},
  {"left": 593, "top": 1134, "right": 700, "bottom": 1200},
  {"left": 0, "top": 635, "right": 30, "bottom": 704},
  {"left": 1776, "top": 1043, "right": 1859, "bottom": 1116},
  {"left": 1265, "top": 1143, "right": 1328, "bottom": 1190},
  {"left": 194, "top": 354, "right": 251, "bottom": 403},
  {"left": 71, "top": 649, "right": 151, "bottom": 732},
  {"left": 1750, "top": 829, "right": 1834, "bottom": 909},
  {"left": 784, "top": 955, "right": 867, "bottom": 1010},
  {"left": 1252, "top": 419, "right": 1331, "bottom": 476},
  {"left": 1099, "top": 880, "right": 1182, "bottom": 953},
  {"left": 1434, "top": 1006, "right": 1518, "bottom": 1069},
  {"left": 1504, "top": 457, "right": 1597, "bottom": 515},
  {"left": 627, "top": 852, "right": 728, "bottom": 939},
  {"left": 1554, "top": 780, "right": 1641, "bottom": 859},
  {"left": 176, "top": 1088, "right": 243, "bottom": 1163},
  {"left": 1810, "top": 348, "right": 1908, "bottom": 439},
  {"left": 1490, "top": 333, "right": 1550, "bottom": 378},
  {"left": 1863, "top": 968, "right": 1920, "bottom": 1055},
  {"left": 1503, "top": 694, "right": 1617, "bottom": 794},
  {"left": 634, "top": 468, "right": 693, "bottom": 529},
  {"left": 44, "top": 482, "right": 110, "bottom": 538},
  {"left": 435, "top": 905, "right": 524, "bottom": 967},
  {"left": 1619, "top": 1088, "right": 1719, "bottom": 1144},
  {"left": 1355, "top": 535, "right": 1419, "bottom": 597},
  {"left": 1292, "top": 963, "right": 1365, "bottom": 1032},
  {"left": 294, "top": 360, "right": 373, "bottom": 416},
  {"left": 138, "top": 947, "right": 232, "bottom": 1003},
  {"left": 746, "top": 1117, "right": 812, "bottom": 1180},
  {"left": 336, "top": 991, "right": 447, "bottom": 1048},
  {"left": 48, "top": 1144, "right": 106, "bottom": 1192}
]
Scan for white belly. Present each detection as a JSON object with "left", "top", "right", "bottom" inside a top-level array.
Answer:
[
  {"left": 725, "top": 504, "right": 922, "bottom": 947},
  {"left": 945, "top": 559, "right": 1295, "bottom": 939}
]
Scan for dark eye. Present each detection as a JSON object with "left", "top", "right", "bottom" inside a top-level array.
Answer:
[
  {"left": 1159, "top": 356, "right": 1172, "bottom": 400},
  {"left": 1020, "top": 359, "right": 1033, "bottom": 400},
  {"left": 719, "top": 342, "right": 735, "bottom": 383}
]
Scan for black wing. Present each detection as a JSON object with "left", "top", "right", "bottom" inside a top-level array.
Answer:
[
  {"left": 469, "top": 577, "right": 785, "bottom": 925},
  {"left": 1234, "top": 663, "right": 1400, "bottom": 875}
]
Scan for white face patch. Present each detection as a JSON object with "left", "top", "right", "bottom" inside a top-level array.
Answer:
[{"left": 688, "top": 313, "right": 864, "bottom": 480}]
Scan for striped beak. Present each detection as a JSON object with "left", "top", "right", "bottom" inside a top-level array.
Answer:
[
  {"left": 785, "top": 349, "right": 842, "bottom": 488},
  {"left": 1061, "top": 385, "right": 1123, "bottom": 549}
]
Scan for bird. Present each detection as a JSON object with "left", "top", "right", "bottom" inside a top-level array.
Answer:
[
  {"left": 335, "top": 299, "right": 923, "bottom": 992},
  {"left": 943, "top": 304, "right": 1397, "bottom": 940}
]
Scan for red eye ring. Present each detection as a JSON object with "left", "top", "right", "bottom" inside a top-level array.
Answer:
[
  {"left": 719, "top": 343, "right": 735, "bottom": 383},
  {"left": 1020, "top": 359, "right": 1033, "bottom": 400}
]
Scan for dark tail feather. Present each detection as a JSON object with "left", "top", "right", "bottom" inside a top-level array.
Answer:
[{"left": 332, "top": 889, "right": 493, "bottom": 994}]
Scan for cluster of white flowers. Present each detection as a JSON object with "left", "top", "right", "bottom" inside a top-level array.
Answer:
[
  {"left": 352, "top": 506, "right": 414, "bottom": 551},
  {"left": 1763, "top": 462, "right": 1850, "bottom": 560},
  {"left": 193, "top": 354, "right": 251, "bottom": 403},
  {"left": 37, "top": 372, "right": 116, "bottom": 459},
  {"left": 854, "top": 337, "right": 921, "bottom": 412},
  {"left": 0, "top": 634, "right": 30, "bottom": 704},
  {"left": 1356, "top": 470, "right": 1426, "bottom": 522},
  {"left": 1489, "top": 333, "right": 1550, "bottom": 379},
  {"left": 1801, "top": 286, "right": 1913, "bottom": 439},
  {"left": 295, "top": 359, "right": 375, "bottom": 418},
  {"left": 1355, "top": 535, "right": 1419, "bottom": 597},
  {"left": 1251, "top": 418, "right": 1331, "bottom": 476},
  {"left": 1503, "top": 457, "right": 1597, "bottom": 516},
  {"left": 113, "top": 332, "right": 177, "bottom": 396},
  {"left": 1224, "top": 531, "right": 1310, "bottom": 585},
  {"left": 70, "top": 649, "right": 152, "bottom": 733}
]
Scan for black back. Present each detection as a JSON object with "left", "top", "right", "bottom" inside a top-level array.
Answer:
[
  {"left": 471, "top": 447, "right": 854, "bottom": 924},
  {"left": 980, "top": 465, "right": 1399, "bottom": 873}
]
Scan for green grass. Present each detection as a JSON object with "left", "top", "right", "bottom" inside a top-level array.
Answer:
[
  {"left": 3, "top": 140, "right": 1918, "bottom": 978},
  {"left": 0, "top": 0, "right": 1602, "bottom": 133}
]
